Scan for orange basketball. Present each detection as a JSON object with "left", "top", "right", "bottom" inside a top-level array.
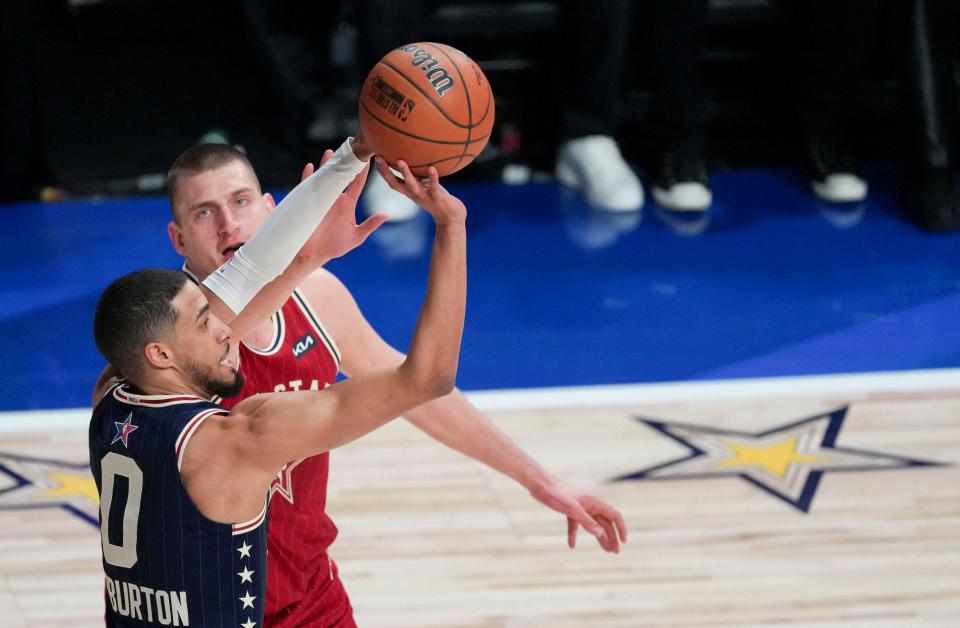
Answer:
[{"left": 358, "top": 42, "right": 495, "bottom": 177}]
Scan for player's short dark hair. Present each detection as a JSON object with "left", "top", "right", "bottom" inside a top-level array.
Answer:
[
  {"left": 166, "top": 143, "right": 259, "bottom": 218},
  {"left": 94, "top": 269, "right": 189, "bottom": 383}
]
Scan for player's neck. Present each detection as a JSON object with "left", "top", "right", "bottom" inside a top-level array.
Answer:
[{"left": 135, "top": 371, "right": 210, "bottom": 401}]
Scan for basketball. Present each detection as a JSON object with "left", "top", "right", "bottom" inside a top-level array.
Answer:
[{"left": 358, "top": 42, "right": 495, "bottom": 177}]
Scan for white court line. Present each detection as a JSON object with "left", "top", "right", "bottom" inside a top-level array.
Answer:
[
  {"left": 1, "top": 368, "right": 958, "bottom": 433},
  {"left": 468, "top": 368, "right": 960, "bottom": 411},
  {"left": 0, "top": 408, "right": 92, "bottom": 434}
]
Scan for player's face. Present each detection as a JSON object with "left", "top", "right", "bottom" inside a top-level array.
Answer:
[
  {"left": 170, "top": 282, "right": 243, "bottom": 398},
  {"left": 167, "top": 160, "right": 275, "bottom": 280}
]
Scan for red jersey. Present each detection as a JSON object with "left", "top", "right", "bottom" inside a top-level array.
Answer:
[{"left": 217, "top": 289, "right": 353, "bottom": 626}]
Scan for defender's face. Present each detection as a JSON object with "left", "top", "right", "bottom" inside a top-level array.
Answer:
[
  {"left": 167, "top": 161, "right": 273, "bottom": 280},
  {"left": 170, "top": 282, "right": 240, "bottom": 396}
]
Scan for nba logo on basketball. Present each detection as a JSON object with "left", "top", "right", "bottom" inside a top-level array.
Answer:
[{"left": 370, "top": 75, "right": 415, "bottom": 122}]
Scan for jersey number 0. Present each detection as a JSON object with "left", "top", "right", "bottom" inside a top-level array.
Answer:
[{"left": 99, "top": 452, "right": 143, "bottom": 568}]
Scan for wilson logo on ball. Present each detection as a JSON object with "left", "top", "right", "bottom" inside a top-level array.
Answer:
[{"left": 398, "top": 44, "right": 455, "bottom": 96}]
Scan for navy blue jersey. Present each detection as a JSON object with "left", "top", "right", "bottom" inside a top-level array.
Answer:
[{"left": 90, "top": 383, "right": 268, "bottom": 628}]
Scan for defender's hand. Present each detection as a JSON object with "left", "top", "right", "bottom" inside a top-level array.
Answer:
[
  {"left": 528, "top": 476, "right": 628, "bottom": 554},
  {"left": 293, "top": 150, "right": 387, "bottom": 268}
]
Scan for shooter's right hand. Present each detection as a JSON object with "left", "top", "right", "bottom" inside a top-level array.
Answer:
[{"left": 374, "top": 158, "right": 467, "bottom": 226}]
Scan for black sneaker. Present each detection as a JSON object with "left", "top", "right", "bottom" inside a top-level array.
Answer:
[{"left": 651, "top": 139, "right": 712, "bottom": 212}]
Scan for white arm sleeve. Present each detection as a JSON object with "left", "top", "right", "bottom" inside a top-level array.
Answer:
[{"left": 202, "top": 138, "right": 366, "bottom": 315}]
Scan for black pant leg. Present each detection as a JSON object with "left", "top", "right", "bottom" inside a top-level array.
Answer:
[
  {"left": 647, "top": 0, "right": 709, "bottom": 144},
  {"left": 902, "top": 0, "right": 960, "bottom": 171},
  {"left": 559, "top": 0, "right": 633, "bottom": 139}
]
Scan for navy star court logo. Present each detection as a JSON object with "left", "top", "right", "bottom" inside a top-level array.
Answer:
[
  {"left": 612, "top": 406, "right": 941, "bottom": 512},
  {"left": 0, "top": 451, "right": 99, "bottom": 526}
]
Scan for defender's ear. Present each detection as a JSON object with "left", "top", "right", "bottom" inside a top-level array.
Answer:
[{"left": 168, "top": 221, "right": 187, "bottom": 256}]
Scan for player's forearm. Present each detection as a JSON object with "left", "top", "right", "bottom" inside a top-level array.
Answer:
[
  {"left": 220, "top": 260, "right": 317, "bottom": 341},
  {"left": 247, "top": 368, "right": 429, "bottom": 465},
  {"left": 400, "top": 221, "right": 467, "bottom": 398},
  {"left": 403, "top": 390, "right": 550, "bottom": 489},
  {"left": 202, "top": 138, "right": 367, "bottom": 315}
]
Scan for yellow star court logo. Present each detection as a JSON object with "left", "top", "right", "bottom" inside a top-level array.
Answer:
[
  {"left": 613, "top": 407, "right": 941, "bottom": 512},
  {"left": 0, "top": 451, "right": 98, "bottom": 526}
]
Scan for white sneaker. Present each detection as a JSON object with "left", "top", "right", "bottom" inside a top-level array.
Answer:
[
  {"left": 651, "top": 182, "right": 712, "bottom": 212},
  {"left": 363, "top": 169, "right": 420, "bottom": 222},
  {"left": 811, "top": 173, "right": 868, "bottom": 203},
  {"left": 555, "top": 135, "right": 643, "bottom": 212}
]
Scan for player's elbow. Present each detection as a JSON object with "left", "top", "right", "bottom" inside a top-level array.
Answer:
[
  {"left": 429, "top": 372, "right": 457, "bottom": 398},
  {"left": 417, "top": 371, "right": 457, "bottom": 400},
  {"left": 400, "top": 360, "right": 457, "bottom": 402},
  {"left": 413, "top": 376, "right": 456, "bottom": 404}
]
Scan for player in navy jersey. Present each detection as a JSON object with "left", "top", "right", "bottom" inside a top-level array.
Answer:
[
  {"left": 156, "top": 136, "right": 629, "bottom": 625},
  {"left": 90, "top": 153, "right": 469, "bottom": 627},
  {"left": 91, "top": 374, "right": 265, "bottom": 628}
]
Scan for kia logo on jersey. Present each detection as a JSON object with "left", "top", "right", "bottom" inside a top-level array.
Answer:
[{"left": 291, "top": 333, "right": 317, "bottom": 359}]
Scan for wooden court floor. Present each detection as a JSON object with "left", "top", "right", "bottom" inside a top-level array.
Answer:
[{"left": 0, "top": 376, "right": 958, "bottom": 627}]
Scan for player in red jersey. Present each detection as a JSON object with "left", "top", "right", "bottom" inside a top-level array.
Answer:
[
  {"left": 182, "top": 273, "right": 350, "bottom": 621},
  {"left": 161, "top": 142, "right": 628, "bottom": 626}
]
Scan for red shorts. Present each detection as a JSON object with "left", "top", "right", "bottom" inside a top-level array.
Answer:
[{"left": 265, "top": 557, "right": 355, "bottom": 628}]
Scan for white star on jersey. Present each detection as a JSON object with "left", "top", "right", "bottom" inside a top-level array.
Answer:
[
  {"left": 270, "top": 458, "right": 304, "bottom": 504},
  {"left": 239, "top": 591, "right": 256, "bottom": 609},
  {"left": 241, "top": 619, "right": 257, "bottom": 628},
  {"left": 237, "top": 566, "right": 254, "bottom": 584},
  {"left": 237, "top": 541, "right": 252, "bottom": 559}
]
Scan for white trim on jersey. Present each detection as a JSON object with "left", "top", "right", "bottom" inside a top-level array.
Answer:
[
  {"left": 113, "top": 385, "right": 209, "bottom": 408},
  {"left": 290, "top": 289, "right": 342, "bottom": 368},
  {"left": 242, "top": 308, "right": 284, "bottom": 356},
  {"left": 232, "top": 501, "right": 268, "bottom": 536},
  {"left": 175, "top": 407, "right": 228, "bottom": 471}
]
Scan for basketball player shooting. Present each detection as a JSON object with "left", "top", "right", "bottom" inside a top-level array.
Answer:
[
  {"left": 145, "top": 44, "right": 626, "bottom": 626},
  {"left": 97, "top": 47, "right": 627, "bottom": 621},
  {"left": 89, "top": 135, "right": 472, "bottom": 626}
]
